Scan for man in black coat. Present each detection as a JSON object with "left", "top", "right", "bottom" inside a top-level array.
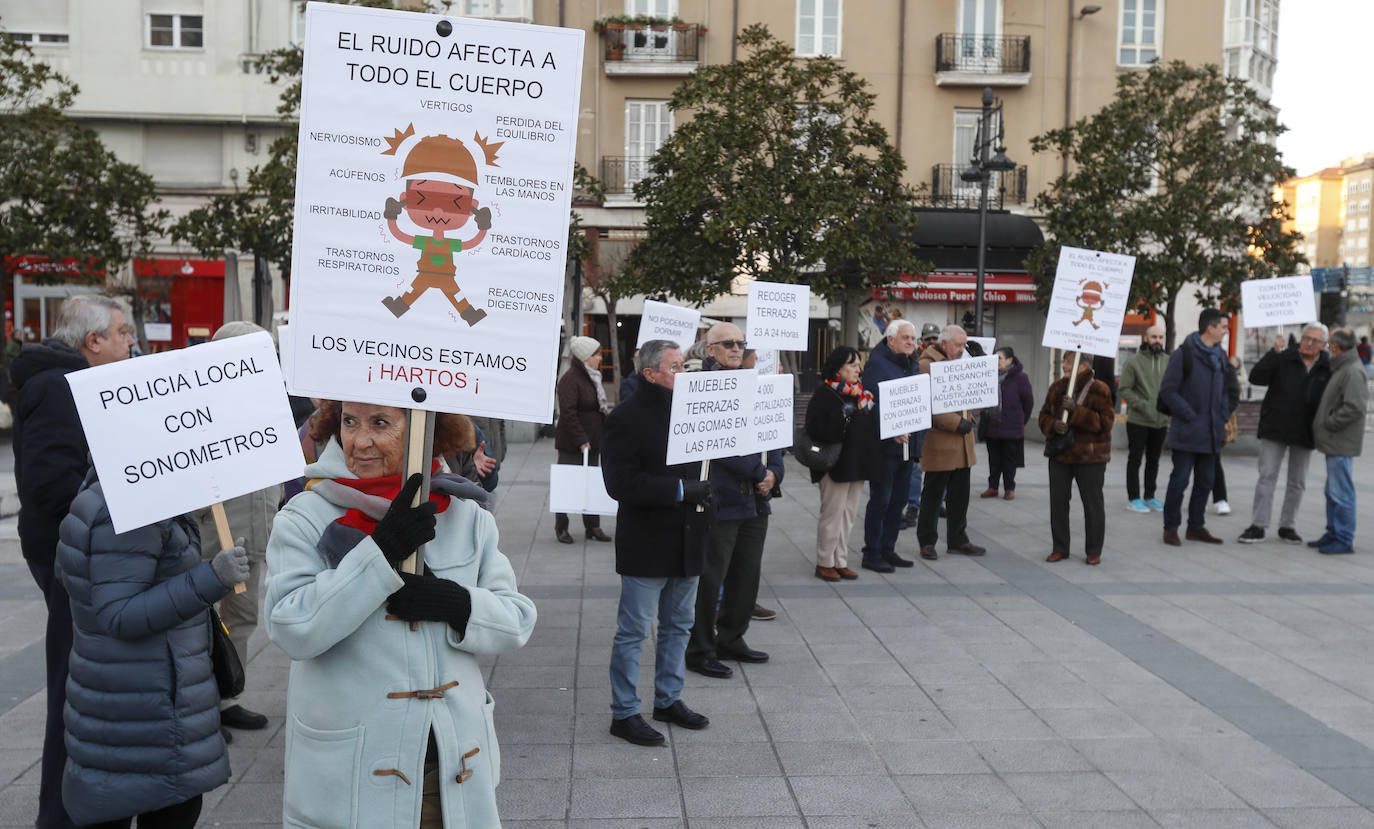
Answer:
[
  {"left": 12, "top": 295, "right": 134, "bottom": 829},
  {"left": 600, "top": 339, "right": 714, "bottom": 747},
  {"left": 1238, "top": 323, "right": 1332, "bottom": 544},
  {"left": 860, "top": 319, "right": 919, "bottom": 572}
]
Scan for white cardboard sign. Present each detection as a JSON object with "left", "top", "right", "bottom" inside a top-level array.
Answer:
[
  {"left": 1240, "top": 276, "right": 1317, "bottom": 328},
  {"left": 1041, "top": 246, "right": 1137, "bottom": 358},
  {"left": 743, "top": 374, "right": 793, "bottom": 454},
  {"left": 746, "top": 281, "right": 810, "bottom": 351},
  {"left": 753, "top": 349, "right": 777, "bottom": 376},
  {"left": 636, "top": 300, "right": 700, "bottom": 352},
  {"left": 967, "top": 336, "right": 996, "bottom": 357},
  {"left": 878, "top": 373, "right": 932, "bottom": 439},
  {"left": 666, "top": 369, "right": 756, "bottom": 465},
  {"left": 548, "top": 464, "right": 618, "bottom": 516},
  {"left": 285, "top": 3, "right": 584, "bottom": 421},
  {"left": 929, "top": 355, "right": 999, "bottom": 415},
  {"left": 66, "top": 332, "right": 304, "bottom": 534}
]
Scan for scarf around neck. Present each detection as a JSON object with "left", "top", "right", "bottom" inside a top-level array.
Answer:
[
  {"left": 826, "top": 377, "right": 875, "bottom": 411},
  {"left": 584, "top": 362, "right": 611, "bottom": 414}
]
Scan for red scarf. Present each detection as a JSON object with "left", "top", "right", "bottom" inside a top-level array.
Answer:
[
  {"left": 332, "top": 461, "right": 451, "bottom": 534},
  {"left": 826, "top": 378, "right": 874, "bottom": 411}
]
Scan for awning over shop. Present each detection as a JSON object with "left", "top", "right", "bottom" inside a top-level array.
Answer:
[{"left": 871, "top": 272, "right": 1037, "bottom": 303}]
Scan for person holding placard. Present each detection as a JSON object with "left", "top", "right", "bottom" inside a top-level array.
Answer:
[
  {"left": 1118, "top": 324, "right": 1171, "bottom": 513},
  {"left": 553, "top": 336, "right": 613, "bottom": 544},
  {"left": 900, "top": 323, "right": 942, "bottom": 529},
  {"left": 980, "top": 347, "right": 1035, "bottom": 501},
  {"left": 600, "top": 340, "right": 715, "bottom": 746},
  {"left": 916, "top": 325, "right": 984, "bottom": 560},
  {"left": 265, "top": 401, "right": 535, "bottom": 827},
  {"left": 1039, "top": 352, "right": 1116, "bottom": 564},
  {"left": 859, "top": 320, "right": 920, "bottom": 572}
]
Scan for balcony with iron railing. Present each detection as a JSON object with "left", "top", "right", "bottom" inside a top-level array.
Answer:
[
  {"left": 599, "top": 156, "right": 653, "bottom": 203},
  {"left": 926, "top": 164, "right": 1029, "bottom": 210},
  {"left": 600, "top": 22, "right": 702, "bottom": 76},
  {"left": 934, "top": 33, "right": 1031, "bottom": 86}
]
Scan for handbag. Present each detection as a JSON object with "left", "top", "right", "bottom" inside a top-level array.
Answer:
[
  {"left": 210, "top": 606, "right": 245, "bottom": 699},
  {"left": 1223, "top": 410, "right": 1238, "bottom": 444},
  {"left": 794, "top": 431, "right": 843, "bottom": 472}
]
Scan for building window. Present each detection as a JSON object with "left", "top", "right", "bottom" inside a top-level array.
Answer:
[
  {"left": 1119, "top": 0, "right": 1160, "bottom": 66},
  {"left": 291, "top": 3, "right": 306, "bottom": 44},
  {"left": 796, "top": 0, "right": 840, "bottom": 57},
  {"left": 458, "top": 0, "right": 531, "bottom": 16},
  {"left": 1363, "top": 181, "right": 1372, "bottom": 193},
  {"left": 624, "top": 100, "right": 673, "bottom": 191},
  {"left": 147, "top": 13, "right": 203, "bottom": 49},
  {"left": 626, "top": 0, "right": 676, "bottom": 15},
  {"left": 6, "top": 31, "right": 70, "bottom": 45}
]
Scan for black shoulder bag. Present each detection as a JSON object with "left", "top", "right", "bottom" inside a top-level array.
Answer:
[{"left": 210, "top": 607, "right": 246, "bottom": 698}]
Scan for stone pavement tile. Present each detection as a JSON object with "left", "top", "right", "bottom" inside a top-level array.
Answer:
[
  {"left": 1264, "top": 806, "right": 1374, "bottom": 828},
  {"left": 925, "top": 682, "right": 1026, "bottom": 711},
  {"left": 872, "top": 740, "right": 990, "bottom": 775},
  {"left": 1204, "top": 763, "right": 1357, "bottom": 809},
  {"left": 494, "top": 665, "right": 576, "bottom": 688},
  {"left": 917, "top": 816, "right": 1039, "bottom": 829},
  {"left": 499, "top": 644, "right": 580, "bottom": 667},
  {"left": 660, "top": 682, "right": 760, "bottom": 714},
  {"left": 573, "top": 742, "right": 677, "bottom": 779},
  {"left": 761, "top": 710, "right": 862, "bottom": 741},
  {"left": 207, "top": 782, "right": 288, "bottom": 823},
  {"left": 830, "top": 662, "right": 921, "bottom": 688},
  {"left": 809, "top": 641, "right": 898, "bottom": 666},
  {"left": 1151, "top": 809, "right": 1281, "bottom": 828},
  {"left": 1036, "top": 706, "right": 1154, "bottom": 740},
  {"left": 895, "top": 773, "right": 1025, "bottom": 813},
  {"left": 490, "top": 687, "right": 577, "bottom": 715},
  {"left": 999, "top": 771, "right": 1136, "bottom": 812},
  {"left": 809, "top": 817, "right": 930, "bottom": 829},
  {"left": 1001, "top": 680, "right": 1112, "bottom": 710},
  {"left": 1262, "top": 733, "right": 1374, "bottom": 769},
  {"left": 751, "top": 683, "right": 846, "bottom": 713},
  {"left": 773, "top": 740, "right": 885, "bottom": 776},
  {"left": 680, "top": 776, "right": 797, "bottom": 818},
  {"left": 676, "top": 742, "right": 782, "bottom": 778},
  {"left": 841, "top": 684, "right": 939, "bottom": 714},
  {"left": 689, "top": 818, "right": 806, "bottom": 829},
  {"left": 1070, "top": 737, "right": 1193, "bottom": 772},
  {"left": 790, "top": 775, "right": 916, "bottom": 817},
  {"left": 1, "top": 753, "right": 37, "bottom": 787},
  {"left": 943, "top": 708, "right": 1055, "bottom": 741},
  {"left": 496, "top": 778, "right": 571, "bottom": 821},
  {"left": 0, "top": 695, "right": 44, "bottom": 749},
  {"left": 499, "top": 712, "right": 575, "bottom": 745},
  {"left": 1104, "top": 768, "right": 1249, "bottom": 810},
  {"left": 1119, "top": 703, "right": 1247, "bottom": 739},
  {"left": 666, "top": 711, "right": 768, "bottom": 743},
  {"left": 0, "top": 785, "right": 38, "bottom": 827},
  {"left": 854, "top": 709, "right": 959, "bottom": 741},
  {"left": 498, "top": 743, "right": 573, "bottom": 779},
  {"left": 903, "top": 659, "right": 998, "bottom": 686},
  {"left": 504, "top": 821, "right": 568, "bottom": 829},
  {"left": 973, "top": 739, "right": 1092, "bottom": 773},
  {"left": 737, "top": 659, "right": 831, "bottom": 687},
  {"left": 237, "top": 747, "right": 285, "bottom": 783},
  {"left": 848, "top": 600, "right": 927, "bottom": 627},
  {"left": 1028, "top": 813, "right": 1159, "bottom": 829},
  {"left": 569, "top": 777, "right": 681, "bottom": 819},
  {"left": 1310, "top": 767, "right": 1374, "bottom": 807}
]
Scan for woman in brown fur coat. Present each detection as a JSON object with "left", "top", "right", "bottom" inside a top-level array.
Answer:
[{"left": 1039, "top": 351, "right": 1116, "bottom": 564}]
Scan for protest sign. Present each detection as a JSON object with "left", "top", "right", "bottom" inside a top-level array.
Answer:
[
  {"left": 742, "top": 374, "right": 793, "bottom": 454},
  {"left": 877, "top": 374, "right": 932, "bottom": 440},
  {"left": 754, "top": 349, "right": 777, "bottom": 376},
  {"left": 666, "top": 369, "right": 756, "bottom": 465},
  {"left": 548, "top": 464, "right": 618, "bottom": 516},
  {"left": 1041, "top": 246, "right": 1137, "bottom": 358},
  {"left": 66, "top": 332, "right": 303, "bottom": 535},
  {"left": 968, "top": 336, "right": 996, "bottom": 357},
  {"left": 284, "top": 3, "right": 583, "bottom": 422},
  {"left": 636, "top": 300, "right": 701, "bottom": 351},
  {"left": 746, "top": 281, "right": 810, "bottom": 351},
  {"left": 929, "top": 355, "right": 999, "bottom": 415},
  {"left": 1240, "top": 276, "right": 1317, "bottom": 328}
]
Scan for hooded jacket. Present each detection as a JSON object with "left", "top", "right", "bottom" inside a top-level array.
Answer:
[
  {"left": 1119, "top": 345, "right": 1171, "bottom": 429},
  {"left": 265, "top": 441, "right": 536, "bottom": 829}
]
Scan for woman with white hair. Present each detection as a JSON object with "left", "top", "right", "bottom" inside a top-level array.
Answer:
[{"left": 554, "top": 336, "right": 613, "bottom": 544}]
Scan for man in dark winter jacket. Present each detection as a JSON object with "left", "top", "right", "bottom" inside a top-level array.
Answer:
[
  {"left": 860, "top": 319, "right": 920, "bottom": 572},
  {"left": 601, "top": 339, "right": 714, "bottom": 746},
  {"left": 686, "top": 323, "right": 784, "bottom": 680},
  {"left": 1158, "top": 308, "right": 1239, "bottom": 546},
  {"left": 1238, "top": 323, "right": 1331, "bottom": 545},
  {"left": 12, "top": 294, "right": 133, "bottom": 829}
]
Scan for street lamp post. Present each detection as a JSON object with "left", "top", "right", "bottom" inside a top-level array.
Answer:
[
  {"left": 960, "top": 87, "right": 1017, "bottom": 338},
  {"left": 1063, "top": 3, "right": 1101, "bottom": 179}
]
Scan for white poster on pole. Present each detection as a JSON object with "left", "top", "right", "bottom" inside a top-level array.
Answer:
[
  {"left": 636, "top": 300, "right": 700, "bottom": 352},
  {"left": 967, "top": 336, "right": 996, "bottom": 357},
  {"left": 1240, "top": 276, "right": 1318, "bottom": 328},
  {"left": 754, "top": 349, "right": 777, "bottom": 376},
  {"left": 66, "top": 332, "right": 304, "bottom": 534},
  {"left": 548, "top": 464, "right": 618, "bottom": 516},
  {"left": 742, "top": 373, "right": 793, "bottom": 454},
  {"left": 877, "top": 373, "right": 932, "bottom": 440},
  {"left": 285, "top": 3, "right": 584, "bottom": 422},
  {"left": 929, "top": 355, "right": 999, "bottom": 415},
  {"left": 665, "top": 369, "right": 756, "bottom": 465},
  {"left": 746, "top": 281, "right": 809, "bottom": 351},
  {"left": 1041, "top": 246, "right": 1137, "bottom": 358}
]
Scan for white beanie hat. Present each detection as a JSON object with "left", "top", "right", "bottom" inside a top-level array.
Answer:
[{"left": 570, "top": 336, "right": 601, "bottom": 362}]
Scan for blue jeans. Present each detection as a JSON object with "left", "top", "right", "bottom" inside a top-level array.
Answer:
[
  {"left": 906, "top": 459, "right": 923, "bottom": 509},
  {"left": 610, "top": 575, "right": 698, "bottom": 720},
  {"left": 1324, "top": 455, "right": 1356, "bottom": 547},
  {"left": 1163, "top": 450, "right": 1215, "bottom": 531},
  {"left": 864, "top": 454, "right": 913, "bottom": 558}
]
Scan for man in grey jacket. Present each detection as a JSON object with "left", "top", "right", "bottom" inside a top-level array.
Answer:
[{"left": 1310, "top": 328, "right": 1367, "bottom": 555}]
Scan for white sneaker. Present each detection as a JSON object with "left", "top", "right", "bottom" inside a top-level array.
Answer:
[{"left": 1214, "top": 500, "right": 1231, "bottom": 515}]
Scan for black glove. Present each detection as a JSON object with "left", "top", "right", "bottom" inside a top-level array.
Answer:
[
  {"left": 955, "top": 418, "right": 974, "bottom": 435},
  {"left": 681, "top": 480, "right": 713, "bottom": 508},
  {"left": 386, "top": 571, "right": 472, "bottom": 635},
  {"left": 371, "top": 474, "right": 438, "bottom": 566},
  {"left": 384, "top": 197, "right": 405, "bottom": 220}
]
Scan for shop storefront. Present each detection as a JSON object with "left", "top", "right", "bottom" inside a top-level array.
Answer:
[{"left": 134, "top": 258, "right": 225, "bottom": 351}]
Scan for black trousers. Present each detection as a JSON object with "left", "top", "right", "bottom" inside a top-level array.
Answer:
[
  {"left": 85, "top": 795, "right": 202, "bottom": 829},
  {"left": 1125, "top": 423, "right": 1167, "bottom": 501},
  {"left": 554, "top": 448, "right": 601, "bottom": 531},
  {"left": 25, "top": 559, "right": 77, "bottom": 829},
  {"left": 1049, "top": 460, "right": 1107, "bottom": 558},
  {"left": 917, "top": 467, "right": 971, "bottom": 548},
  {"left": 687, "top": 515, "right": 767, "bottom": 662},
  {"left": 1212, "top": 452, "right": 1228, "bottom": 502},
  {"left": 984, "top": 438, "right": 1022, "bottom": 491}
]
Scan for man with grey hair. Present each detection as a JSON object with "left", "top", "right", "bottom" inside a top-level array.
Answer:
[
  {"left": 1311, "top": 327, "right": 1367, "bottom": 555},
  {"left": 917, "top": 324, "right": 984, "bottom": 558},
  {"left": 1238, "top": 323, "right": 1331, "bottom": 544},
  {"left": 860, "top": 318, "right": 919, "bottom": 572},
  {"left": 11, "top": 294, "right": 133, "bottom": 829}
]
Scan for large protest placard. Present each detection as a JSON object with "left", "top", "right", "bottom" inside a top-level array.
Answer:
[
  {"left": 754, "top": 349, "right": 777, "bottom": 376},
  {"left": 636, "top": 300, "right": 701, "bottom": 351},
  {"left": 877, "top": 374, "right": 932, "bottom": 439},
  {"left": 285, "top": 4, "right": 584, "bottom": 422},
  {"left": 666, "top": 369, "right": 756, "bottom": 465},
  {"left": 968, "top": 336, "right": 996, "bottom": 357},
  {"left": 1240, "top": 276, "right": 1317, "bottom": 328},
  {"left": 746, "top": 281, "right": 809, "bottom": 351},
  {"left": 66, "top": 332, "right": 303, "bottom": 535},
  {"left": 548, "top": 463, "right": 618, "bottom": 516},
  {"left": 742, "top": 374, "right": 793, "bottom": 454},
  {"left": 929, "top": 355, "right": 999, "bottom": 415},
  {"left": 1041, "top": 246, "right": 1137, "bottom": 358}
]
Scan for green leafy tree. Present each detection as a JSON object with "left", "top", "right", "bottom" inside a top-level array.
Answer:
[
  {"left": 0, "top": 27, "right": 166, "bottom": 350},
  {"left": 625, "top": 23, "right": 922, "bottom": 306},
  {"left": 1027, "top": 61, "right": 1304, "bottom": 347}
]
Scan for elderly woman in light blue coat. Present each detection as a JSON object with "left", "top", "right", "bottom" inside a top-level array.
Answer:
[{"left": 266, "top": 401, "right": 536, "bottom": 828}]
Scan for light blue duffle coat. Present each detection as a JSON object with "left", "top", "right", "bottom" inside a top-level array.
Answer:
[{"left": 265, "top": 441, "right": 536, "bottom": 828}]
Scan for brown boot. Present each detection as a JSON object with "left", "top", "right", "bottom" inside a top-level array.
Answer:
[
  {"left": 1185, "top": 528, "right": 1224, "bottom": 544},
  {"left": 1163, "top": 529, "right": 1181, "bottom": 546},
  {"left": 980, "top": 488, "right": 999, "bottom": 498}
]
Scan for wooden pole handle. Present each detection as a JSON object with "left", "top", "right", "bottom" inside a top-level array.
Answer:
[{"left": 211, "top": 502, "right": 246, "bottom": 595}]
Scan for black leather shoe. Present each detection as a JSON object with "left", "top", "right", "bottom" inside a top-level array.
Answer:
[
  {"left": 861, "top": 558, "right": 895, "bottom": 574},
  {"left": 947, "top": 542, "right": 986, "bottom": 556},
  {"left": 610, "top": 714, "right": 666, "bottom": 746},
  {"left": 884, "top": 554, "right": 915, "bottom": 568},
  {"left": 220, "top": 704, "right": 268, "bottom": 730},
  {"left": 686, "top": 658, "right": 733, "bottom": 679},
  {"left": 719, "top": 646, "right": 769, "bottom": 664},
  {"left": 556, "top": 530, "right": 574, "bottom": 544},
  {"left": 652, "top": 700, "right": 709, "bottom": 730},
  {"left": 586, "top": 528, "right": 612, "bottom": 542}
]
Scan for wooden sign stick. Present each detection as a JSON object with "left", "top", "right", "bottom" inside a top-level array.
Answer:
[
  {"left": 1062, "top": 351, "right": 1083, "bottom": 424},
  {"left": 210, "top": 502, "right": 246, "bottom": 595},
  {"left": 697, "top": 460, "right": 710, "bottom": 513},
  {"left": 400, "top": 408, "right": 436, "bottom": 576}
]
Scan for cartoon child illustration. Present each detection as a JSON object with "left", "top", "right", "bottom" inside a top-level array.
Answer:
[
  {"left": 1072, "top": 280, "right": 1107, "bottom": 329},
  {"left": 379, "top": 125, "right": 501, "bottom": 326}
]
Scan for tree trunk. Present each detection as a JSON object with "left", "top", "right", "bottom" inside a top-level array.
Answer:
[{"left": 1164, "top": 295, "right": 1179, "bottom": 351}]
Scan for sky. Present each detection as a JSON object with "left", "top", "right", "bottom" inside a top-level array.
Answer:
[{"left": 1270, "top": 0, "right": 1374, "bottom": 176}]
